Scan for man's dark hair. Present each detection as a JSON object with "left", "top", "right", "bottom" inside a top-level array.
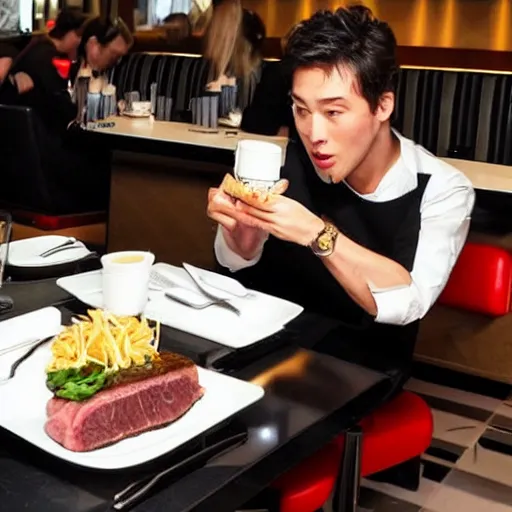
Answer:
[
  {"left": 283, "top": 6, "right": 398, "bottom": 111},
  {"left": 49, "top": 8, "right": 88, "bottom": 39},
  {"left": 77, "top": 16, "right": 133, "bottom": 59}
]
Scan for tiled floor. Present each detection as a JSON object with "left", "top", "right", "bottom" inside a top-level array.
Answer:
[{"left": 354, "top": 377, "right": 512, "bottom": 512}]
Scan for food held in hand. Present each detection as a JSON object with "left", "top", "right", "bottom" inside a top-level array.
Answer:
[
  {"left": 221, "top": 173, "right": 288, "bottom": 206},
  {"left": 44, "top": 310, "right": 204, "bottom": 452}
]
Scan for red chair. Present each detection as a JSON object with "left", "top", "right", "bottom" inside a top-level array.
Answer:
[{"left": 272, "top": 241, "right": 512, "bottom": 512}]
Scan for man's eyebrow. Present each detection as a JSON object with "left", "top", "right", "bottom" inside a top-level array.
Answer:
[{"left": 291, "top": 93, "right": 346, "bottom": 104}]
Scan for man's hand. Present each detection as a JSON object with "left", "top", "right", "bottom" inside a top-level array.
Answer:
[
  {"left": 231, "top": 195, "right": 324, "bottom": 247},
  {"left": 207, "top": 187, "right": 268, "bottom": 260},
  {"left": 13, "top": 72, "right": 34, "bottom": 94}
]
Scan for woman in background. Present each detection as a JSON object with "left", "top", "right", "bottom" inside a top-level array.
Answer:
[
  {"left": 162, "top": 12, "right": 192, "bottom": 44},
  {"left": 203, "top": 0, "right": 265, "bottom": 109}
]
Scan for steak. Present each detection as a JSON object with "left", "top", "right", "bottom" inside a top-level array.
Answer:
[{"left": 45, "top": 353, "right": 204, "bottom": 452}]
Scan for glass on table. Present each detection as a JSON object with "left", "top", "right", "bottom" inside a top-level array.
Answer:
[{"left": 0, "top": 211, "right": 12, "bottom": 287}]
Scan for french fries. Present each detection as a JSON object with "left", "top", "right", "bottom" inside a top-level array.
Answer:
[{"left": 47, "top": 310, "right": 160, "bottom": 374}]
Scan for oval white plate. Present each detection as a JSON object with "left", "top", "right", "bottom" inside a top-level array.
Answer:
[{"left": 7, "top": 236, "right": 91, "bottom": 268}]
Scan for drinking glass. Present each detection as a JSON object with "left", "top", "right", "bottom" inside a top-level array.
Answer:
[{"left": 0, "top": 211, "right": 12, "bottom": 288}]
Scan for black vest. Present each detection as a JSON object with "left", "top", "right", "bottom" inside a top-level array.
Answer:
[{"left": 231, "top": 139, "right": 431, "bottom": 372}]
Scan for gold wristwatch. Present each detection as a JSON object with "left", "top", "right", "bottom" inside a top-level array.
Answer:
[{"left": 310, "top": 221, "right": 339, "bottom": 257}]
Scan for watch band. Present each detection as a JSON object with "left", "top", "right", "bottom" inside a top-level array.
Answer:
[{"left": 310, "top": 221, "right": 339, "bottom": 257}]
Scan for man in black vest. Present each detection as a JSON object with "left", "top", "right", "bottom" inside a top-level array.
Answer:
[{"left": 207, "top": 6, "right": 474, "bottom": 387}]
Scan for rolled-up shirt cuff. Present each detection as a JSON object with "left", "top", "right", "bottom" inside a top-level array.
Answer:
[
  {"left": 369, "top": 282, "right": 422, "bottom": 325},
  {"left": 214, "top": 227, "right": 264, "bottom": 272}
]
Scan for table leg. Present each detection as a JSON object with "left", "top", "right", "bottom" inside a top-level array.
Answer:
[{"left": 332, "top": 426, "right": 362, "bottom": 512}]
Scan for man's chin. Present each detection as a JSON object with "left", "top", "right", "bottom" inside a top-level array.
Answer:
[{"left": 309, "top": 163, "right": 333, "bottom": 184}]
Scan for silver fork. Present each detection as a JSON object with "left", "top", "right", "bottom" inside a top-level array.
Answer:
[
  {"left": 39, "top": 238, "right": 77, "bottom": 258},
  {"left": 150, "top": 270, "right": 241, "bottom": 315}
]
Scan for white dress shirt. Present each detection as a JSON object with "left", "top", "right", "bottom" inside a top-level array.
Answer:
[{"left": 215, "top": 131, "right": 475, "bottom": 326}]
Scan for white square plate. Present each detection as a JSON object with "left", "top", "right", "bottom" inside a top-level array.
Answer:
[{"left": 57, "top": 265, "right": 304, "bottom": 349}]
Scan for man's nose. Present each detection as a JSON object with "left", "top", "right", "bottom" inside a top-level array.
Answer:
[{"left": 309, "top": 113, "right": 328, "bottom": 146}]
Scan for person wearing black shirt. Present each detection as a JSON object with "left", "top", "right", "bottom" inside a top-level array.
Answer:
[
  {"left": 208, "top": 7, "right": 475, "bottom": 394},
  {"left": 11, "top": 9, "right": 87, "bottom": 134},
  {"left": 240, "top": 24, "right": 301, "bottom": 136},
  {"left": 0, "top": 43, "right": 33, "bottom": 104},
  {"left": 240, "top": 60, "right": 293, "bottom": 136}
]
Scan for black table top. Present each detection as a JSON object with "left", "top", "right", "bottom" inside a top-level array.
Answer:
[{"left": 0, "top": 279, "right": 390, "bottom": 512}]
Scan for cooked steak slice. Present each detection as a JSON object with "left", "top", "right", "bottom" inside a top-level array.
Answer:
[{"left": 45, "top": 352, "right": 204, "bottom": 452}]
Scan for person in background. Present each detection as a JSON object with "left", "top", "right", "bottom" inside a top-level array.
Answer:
[
  {"left": 208, "top": 6, "right": 475, "bottom": 398},
  {"left": 241, "top": 23, "right": 300, "bottom": 136},
  {"left": 74, "top": 16, "right": 133, "bottom": 79},
  {"left": 71, "top": 16, "right": 133, "bottom": 125},
  {"left": 203, "top": 0, "right": 265, "bottom": 108},
  {"left": 11, "top": 8, "right": 87, "bottom": 134},
  {"left": 162, "top": 12, "right": 192, "bottom": 44},
  {"left": 0, "top": 43, "right": 33, "bottom": 104}
]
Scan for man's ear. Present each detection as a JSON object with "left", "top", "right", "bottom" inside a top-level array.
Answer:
[{"left": 375, "top": 91, "right": 394, "bottom": 122}]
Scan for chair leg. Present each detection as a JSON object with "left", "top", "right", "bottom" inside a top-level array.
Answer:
[
  {"left": 332, "top": 425, "right": 362, "bottom": 512},
  {"left": 367, "top": 456, "right": 422, "bottom": 491}
]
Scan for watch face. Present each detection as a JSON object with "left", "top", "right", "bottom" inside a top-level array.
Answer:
[{"left": 318, "top": 233, "right": 332, "bottom": 251}]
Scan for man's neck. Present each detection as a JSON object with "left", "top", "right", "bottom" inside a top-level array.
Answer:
[{"left": 345, "top": 126, "right": 401, "bottom": 195}]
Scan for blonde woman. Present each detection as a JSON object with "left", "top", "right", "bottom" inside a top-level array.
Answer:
[{"left": 203, "top": 0, "right": 265, "bottom": 109}]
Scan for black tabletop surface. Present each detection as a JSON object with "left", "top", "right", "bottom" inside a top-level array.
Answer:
[{"left": 0, "top": 279, "right": 390, "bottom": 512}]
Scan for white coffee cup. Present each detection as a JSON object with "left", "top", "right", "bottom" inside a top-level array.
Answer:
[
  {"left": 131, "top": 101, "right": 152, "bottom": 115},
  {"left": 234, "top": 140, "right": 283, "bottom": 185},
  {"left": 101, "top": 251, "right": 155, "bottom": 316}
]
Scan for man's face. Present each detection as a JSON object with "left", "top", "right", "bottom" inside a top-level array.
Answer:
[
  {"left": 291, "top": 65, "right": 393, "bottom": 184},
  {"left": 86, "top": 35, "right": 129, "bottom": 70},
  {"left": 0, "top": 57, "right": 13, "bottom": 82}
]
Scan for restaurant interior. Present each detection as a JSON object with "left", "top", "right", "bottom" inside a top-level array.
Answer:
[{"left": 0, "top": 0, "right": 512, "bottom": 511}]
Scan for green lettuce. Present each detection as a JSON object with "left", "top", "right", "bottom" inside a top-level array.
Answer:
[{"left": 46, "top": 367, "right": 107, "bottom": 401}]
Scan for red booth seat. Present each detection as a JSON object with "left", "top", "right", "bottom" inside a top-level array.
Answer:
[{"left": 438, "top": 242, "right": 512, "bottom": 316}]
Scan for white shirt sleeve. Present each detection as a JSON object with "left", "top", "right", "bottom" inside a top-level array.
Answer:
[
  {"left": 214, "top": 226, "right": 266, "bottom": 272},
  {"left": 371, "top": 170, "right": 475, "bottom": 325}
]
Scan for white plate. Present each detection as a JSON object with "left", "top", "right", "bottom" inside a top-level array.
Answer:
[
  {"left": 7, "top": 236, "right": 91, "bottom": 267},
  {"left": 0, "top": 343, "right": 264, "bottom": 469},
  {"left": 57, "top": 265, "right": 304, "bottom": 349}
]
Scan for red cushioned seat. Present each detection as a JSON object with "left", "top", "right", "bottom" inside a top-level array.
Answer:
[
  {"left": 438, "top": 242, "right": 512, "bottom": 316},
  {"left": 274, "top": 392, "right": 432, "bottom": 512},
  {"left": 272, "top": 241, "right": 512, "bottom": 512}
]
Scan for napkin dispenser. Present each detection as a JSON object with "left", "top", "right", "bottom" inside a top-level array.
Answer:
[{"left": 190, "top": 92, "right": 220, "bottom": 129}]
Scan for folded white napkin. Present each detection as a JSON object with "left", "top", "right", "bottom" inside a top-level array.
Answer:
[
  {"left": 0, "top": 307, "right": 62, "bottom": 380},
  {"left": 145, "top": 264, "right": 303, "bottom": 348}
]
